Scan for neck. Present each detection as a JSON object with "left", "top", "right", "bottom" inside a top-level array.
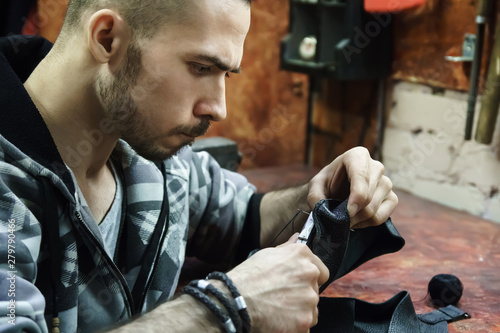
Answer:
[{"left": 24, "top": 45, "right": 119, "bottom": 180}]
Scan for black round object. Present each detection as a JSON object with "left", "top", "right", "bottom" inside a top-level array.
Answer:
[{"left": 428, "top": 274, "right": 463, "bottom": 307}]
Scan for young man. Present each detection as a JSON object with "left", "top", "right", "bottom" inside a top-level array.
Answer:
[{"left": 0, "top": 0, "right": 398, "bottom": 332}]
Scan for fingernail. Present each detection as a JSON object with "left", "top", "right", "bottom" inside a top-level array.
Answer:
[{"left": 348, "top": 203, "right": 358, "bottom": 217}]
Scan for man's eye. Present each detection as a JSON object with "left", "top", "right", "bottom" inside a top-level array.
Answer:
[{"left": 192, "top": 64, "right": 212, "bottom": 76}]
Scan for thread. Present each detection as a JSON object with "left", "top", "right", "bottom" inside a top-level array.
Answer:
[{"left": 428, "top": 274, "right": 463, "bottom": 307}]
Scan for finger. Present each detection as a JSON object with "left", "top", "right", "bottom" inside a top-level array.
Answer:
[
  {"left": 312, "top": 305, "right": 319, "bottom": 328},
  {"left": 311, "top": 285, "right": 320, "bottom": 328},
  {"left": 365, "top": 160, "right": 385, "bottom": 203},
  {"left": 349, "top": 160, "right": 385, "bottom": 218},
  {"left": 295, "top": 244, "right": 330, "bottom": 287},
  {"left": 310, "top": 254, "right": 330, "bottom": 286},
  {"left": 286, "top": 232, "right": 300, "bottom": 244},
  {"left": 352, "top": 191, "right": 398, "bottom": 229},
  {"left": 350, "top": 175, "right": 392, "bottom": 227},
  {"left": 313, "top": 276, "right": 320, "bottom": 297},
  {"left": 276, "top": 233, "right": 300, "bottom": 248},
  {"left": 344, "top": 152, "right": 371, "bottom": 216},
  {"left": 307, "top": 173, "right": 329, "bottom": 209}
]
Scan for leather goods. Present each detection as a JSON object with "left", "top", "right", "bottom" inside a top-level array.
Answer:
[
  {"left": 312, "top": 291, "right": 469, "bottom": 333},
  {"left": 307, "top": 199, "right": 470, "bottom": 332},
  {"left": 306, "top": 199, "right": 405, "bottom": 292}
]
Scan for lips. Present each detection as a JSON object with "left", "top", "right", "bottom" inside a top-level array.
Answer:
[
  {"left": 188, "top": 124, "right": 210, "bottom": 137},
  {"left": 179, "top": 119, "right": 211, "bottom": 140}
]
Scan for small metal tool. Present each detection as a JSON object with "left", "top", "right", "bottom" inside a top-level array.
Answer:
[{"left": 297, "top": 213, "right": 315, "bottom": 244}]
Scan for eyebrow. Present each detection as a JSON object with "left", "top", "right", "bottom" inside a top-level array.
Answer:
[{"left": 191, "top": 54, "right": 241, "bottom": 74}]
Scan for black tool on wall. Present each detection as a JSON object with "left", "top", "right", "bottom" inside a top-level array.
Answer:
[
  {"left": 280, "top": 0, "right": 393, "bottom": 80},
  {"left": 280, "top": 0, "right": 394, "bottom": 164}
]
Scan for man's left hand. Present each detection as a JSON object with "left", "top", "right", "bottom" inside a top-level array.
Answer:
[{"left": 307, "top": 147, "right": 398, "bottom": 229}]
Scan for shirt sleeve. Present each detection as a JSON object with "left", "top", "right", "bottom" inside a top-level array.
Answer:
[
  {"left": 233, "top": 192, "right": 263, "bottom": 264},
  {"left": 178, "top": 148, "right": 258, "bottom": 264},
  {"left": 0, "top": 160, "right": 48, "bottom": 332}
]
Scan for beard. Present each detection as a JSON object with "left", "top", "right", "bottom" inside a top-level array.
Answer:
[{"left": 96, "top": 42, "right": 210, "bottom": 162}]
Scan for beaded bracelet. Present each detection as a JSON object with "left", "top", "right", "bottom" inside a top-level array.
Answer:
[
  {"left": 206, "top": 272, "right": 251, "bottom": 333},
  {"left": 189, "top": 280, "right": 242, "bottom": 333},
  {"left": 182, "top": 285, "right": 236, "bottom": 333}
]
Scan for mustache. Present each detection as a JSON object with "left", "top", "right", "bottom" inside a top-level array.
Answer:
[{"left": 184, "top": 119, "right": 211, "bottom": 137}]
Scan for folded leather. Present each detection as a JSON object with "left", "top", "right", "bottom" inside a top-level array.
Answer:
[
  {"left": 418, "top": 305, "right": 470, "bottom": 325},
  {"left": 307, "top": 199, "right": 405, "bottom": 293},
  {"left": 312, "top": 291, "right": 469, "bottom": 333},
  {"left": 308, "top": 199, "right": 470, "bottom": 332}
]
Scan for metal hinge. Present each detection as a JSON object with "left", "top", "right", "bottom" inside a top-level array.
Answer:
[{"left": 445, "top": 33, "right": 476, "bottom": 62}]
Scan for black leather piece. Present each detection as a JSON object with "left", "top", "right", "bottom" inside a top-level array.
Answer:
[
  {"left": 312, "top": 291, "right": 458, "bottom": 333},
  {"left": 418, "top": 305, "right": 470, "bottom": 325},
  {"left": 307, "top": 199, "right": 351, "bottom": 293},
  {"left": 307, "top": 199, "right": 405, "bottom": 293},
  {"left": 308, "top": 199, "right": 470, "bottom": 332}
]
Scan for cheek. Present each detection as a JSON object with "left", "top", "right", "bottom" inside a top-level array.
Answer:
[{"left": 130, "top": 73, "right": 195, "bottom": 128}]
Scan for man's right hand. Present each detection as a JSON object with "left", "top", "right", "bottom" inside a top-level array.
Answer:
[{"left": 226, "top": 234, "right": 329, "bottom": 333}]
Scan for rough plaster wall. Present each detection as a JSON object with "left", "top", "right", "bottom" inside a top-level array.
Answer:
[{"left": 382, "top": 82, "right": 500, "bottom": 223}]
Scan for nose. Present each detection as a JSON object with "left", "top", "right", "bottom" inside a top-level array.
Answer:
[{"left": 194, "top": 76, "right": 227, "bottom": 122}]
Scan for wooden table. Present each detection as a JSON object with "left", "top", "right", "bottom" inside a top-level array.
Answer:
[{"left": 241, "top": 165, "right": 500, "bottom": 332}]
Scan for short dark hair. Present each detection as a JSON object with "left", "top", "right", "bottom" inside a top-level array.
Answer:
[{"left": 60, "top": 0, "right": 252, "bottom": 40}]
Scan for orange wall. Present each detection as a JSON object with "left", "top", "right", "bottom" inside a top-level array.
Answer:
[
  {"left": 35, "top": 0, "right": 69, "bottom": 43},
  {"left": 392, "top": 0, "right": 496, "bottom": 92}
]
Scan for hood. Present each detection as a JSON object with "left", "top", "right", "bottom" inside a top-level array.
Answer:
[
  {"left": 0, "top": 35, "right": 75, "bottom": 194},
  {"left": 0, "top": 35, "right": 52, "bottom": 82}
]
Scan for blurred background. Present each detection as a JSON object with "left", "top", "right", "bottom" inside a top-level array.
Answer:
[{"left": 2, "top": 0, "right": 499, "bottom": 224}]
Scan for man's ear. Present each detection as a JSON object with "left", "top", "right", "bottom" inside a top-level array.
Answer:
[{"left": 87, "top": 9, "right": 130, "bottom": 67}]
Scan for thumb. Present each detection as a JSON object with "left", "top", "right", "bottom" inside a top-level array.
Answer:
[{"left": 279, "top": 232, "right": 300, "bottom": 246}]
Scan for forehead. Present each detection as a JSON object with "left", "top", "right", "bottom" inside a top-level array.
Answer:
[{"left": 142, "top": 0, "right": 251, "bottom": 68}]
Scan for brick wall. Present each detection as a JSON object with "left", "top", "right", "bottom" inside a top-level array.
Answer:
[{"left": 382, "top": 82, "right": 500, "bottom": 223}]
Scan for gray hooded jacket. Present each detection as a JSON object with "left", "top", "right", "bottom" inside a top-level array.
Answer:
[{"left": 0, "top": 35, "right": 259, "bottom": 332}]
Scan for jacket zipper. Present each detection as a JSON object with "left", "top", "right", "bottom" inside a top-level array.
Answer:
[
  {"left": 75, "top": 211, "right": 137, "bottom": 316},
  {"left": 137, "top": 223, "right": 169, "bottom": 311}
]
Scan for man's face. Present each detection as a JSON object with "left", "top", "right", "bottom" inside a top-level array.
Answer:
[{"left": 97, "top": 0, "right": 251, "bottom": 161}]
